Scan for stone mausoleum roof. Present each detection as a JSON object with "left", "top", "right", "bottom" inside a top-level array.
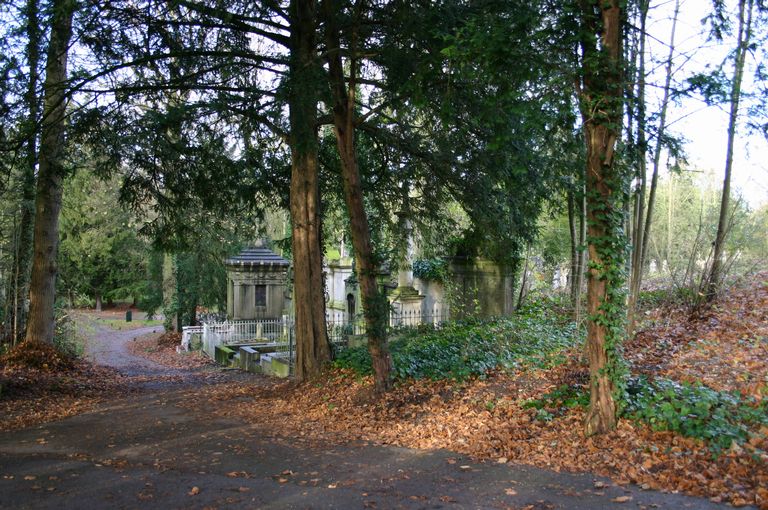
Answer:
[{"left": 225, "top": 242, "right": 290, "bottom": 269}]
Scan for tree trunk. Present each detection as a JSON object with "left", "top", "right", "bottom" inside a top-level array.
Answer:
[
  {"left": 95, "top": 292, "right": 102, "bottom": 312},
  {"left": 573, "top": 176, "right": 587, "bottom": 323},
  {"left": 578, "top": 0, "right": 625, "bottom": 436},
  {"left": 322, "top": 0, "right": 393, "bottom": 392},
  {"left": 627, "top": 0, "right": 649, "bottom": 331},
  {"left": 568, "top": 189, "right": 579, "bottom": 305},
  {"left": 289, "top": 0, "right": 330, "bottom": 381},
  {"left": 666, "top": 175, "right": 673, "bottom": 265},
  {"left": 707, "top": 0, "right": 753, "bottom": 300},
  {"left": 629, "top": 0, "right": 680, "bottom": 329},
  {"left": 8, "top": 0, "right": 41, "bottom": 344},
  {"left": 24, "top": 0, "right": 75, "bottom": 345},
  {"left": 162, "top": 252, "right": 176, "bottom": 331},
  {"left": 517, "top": 252, "right": 530, "bottom": 310}
]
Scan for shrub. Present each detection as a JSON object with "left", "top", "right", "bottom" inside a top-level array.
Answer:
[
  {"left": 523, "top": 384, "right": 590, "bottom": 414},
  {"left": 412, "top": 258, "right": 449, "bottom": 282},
  {"left": 624, "top": 376, "right": 768, "bottom": 452},
  {"left": 334, "top": 303, "right": 580, "bottom": 381}
]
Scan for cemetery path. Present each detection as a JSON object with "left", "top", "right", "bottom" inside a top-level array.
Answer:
[
  {"left": 0, "top": 384, "right": 736, "bottom": 510},
  {"left": 82, "top": 319, "right": 169, "bottom": 377},
  {"left": 0, "top": 320, "right": 741, "bottom": 509},
  {"left": 75, "top": 314, "right": 241, "bottom": 389}
]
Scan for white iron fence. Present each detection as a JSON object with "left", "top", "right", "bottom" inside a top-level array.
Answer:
[
  {"left": 194, "top": 317, "right": 292, "bottom": 359},
  {"left": 185, "top": 306, "right": 448, "bottom": 374}
]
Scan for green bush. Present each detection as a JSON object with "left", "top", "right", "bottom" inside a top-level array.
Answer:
[
  {"left": 523, "top": 384, "right": 589, "bottom": 419},
  {"left": 624, "top": 377, "right": 768, "bottom": 452},
  {"left": 334, "top": 304, "right": 580, "bottom": 381},
  {"left": 412, "top": 258, "right": 449, "bottom": 282}
]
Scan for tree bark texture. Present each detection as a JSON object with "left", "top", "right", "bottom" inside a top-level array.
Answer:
[
  {"left": 707, "top": 0, "right": 753, "bottom": 300},
  {"left": 24, "top": 0, "right": 75, "bottom": 345},
  {"left": 162, "top": 253, "right": 176, "bottom": 331},
  {"left": 8, "top": 0, "right": 41, "bottom": 343},
  {"left": 322, "top": 0, "right": 393, "bottom": 392},
  {"left": 578, "top": 0, "right": 625, "bottom": 436},
  {"left": 289, "top": 0, "right": 330, "bottom": 381}
]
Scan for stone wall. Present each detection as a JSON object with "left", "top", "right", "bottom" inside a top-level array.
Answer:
[
  {"left": 449, "top": 257, "right": 514, "bottom": 318},
  {"left": 412, "top": 278, "right": 448, "bottom": 319}
]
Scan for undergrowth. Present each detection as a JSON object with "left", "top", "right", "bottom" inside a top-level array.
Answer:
[
  {"left": 624, "top": 377, "right": 768, "bottom": 453},
  {"left": 523, "top": 383, "right": 590, "bottom": 422},
  {"left": 334, "top": 303, "right": 580, "bottom": 381},
  {"left": 517, "top": 376, "right": 768, "bottom": 454}
]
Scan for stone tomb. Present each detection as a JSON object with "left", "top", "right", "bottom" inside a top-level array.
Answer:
[{"left": 225, "top": 243, "right": 290, "bottom": 320}]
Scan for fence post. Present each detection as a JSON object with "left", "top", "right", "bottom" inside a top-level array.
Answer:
[
  {"left": 288, "top": 321, "right": 294, "bottom": 375},
  {"left": 203, "top": 323, "right": 210, "bottom": 358}
]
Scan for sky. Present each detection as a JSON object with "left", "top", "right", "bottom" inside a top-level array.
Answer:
[{"left": 646, "top": 0, "right": 768, "bottom": 208}]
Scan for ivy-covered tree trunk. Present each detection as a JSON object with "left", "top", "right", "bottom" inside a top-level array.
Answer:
[
  {"left": 577, "top": 0, "right": 627, "bottom": 436},
  {"left": 322, "top": 0, "right": 393, "bottom": 393},
  {"left": 24, "top": 0, "right": 75, "bottom": 345},
  {"left": 288, "top": 0, "right": 330, "bottom": 381}
]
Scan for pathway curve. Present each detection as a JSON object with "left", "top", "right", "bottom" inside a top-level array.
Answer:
[
  {"left": 82, "top": 319, "right": 169, "bottom": 376},
  {"left": 0, "top": 317, "right": 745, "bottom": 509}
]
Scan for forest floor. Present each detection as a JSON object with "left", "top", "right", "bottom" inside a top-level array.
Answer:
[{"left": 0, "top": 275, "right": 766, "bottom": 509}]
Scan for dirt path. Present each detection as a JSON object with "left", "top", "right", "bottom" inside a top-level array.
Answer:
[
  {"left": 0, "top": 318, "right": 743, "bottom": 509},
  {"left": 82, "top": 319, "right": 169, "bottom": 377}
]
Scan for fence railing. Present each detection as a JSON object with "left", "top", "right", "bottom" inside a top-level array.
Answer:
[
  {"left": 191, "top": 306, "right": 448, "bottom": 372},
  {"left": 196, "top": 317, "right": 292, "bottom": 359}
]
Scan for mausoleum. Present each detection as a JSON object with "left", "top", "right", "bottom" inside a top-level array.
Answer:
[{"left": 225, "top": 242, "right": 290, "bottom": 320}]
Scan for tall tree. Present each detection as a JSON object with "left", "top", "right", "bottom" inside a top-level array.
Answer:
[
  {"left": 576, "top": 0, "right": 628, "bottom": 435},
  {"left": 10, "top": 0, "right": 42, "bottom": 343},
  {"left": 58, "top": 170, "right": 148, "bottom": 309},
  {"left": 707, "top": 0, "right": 755, "bottom": 299},
  {"left": 321, "top": 0, "right": 393, "bottom": 392},
  {"left": 288, "top": 0, "right": 331, "bottom": 379},
  {"left": 628, "top": 0, "right": 681, "bottom": 328},
  {"left": 25, "top": 0, "right": 76, "bottom": 345}
]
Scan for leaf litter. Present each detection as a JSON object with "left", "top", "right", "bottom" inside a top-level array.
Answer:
[
  {"left": 2, "top": 274, "right": 766, "bottom": 508},
  {"left": 183, "top": 273, "right": 768, "bottom": 509}
]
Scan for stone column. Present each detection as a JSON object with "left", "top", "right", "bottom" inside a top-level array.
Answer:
[{"left": 389, "top": 214, "right": 423, "bottom": 323}]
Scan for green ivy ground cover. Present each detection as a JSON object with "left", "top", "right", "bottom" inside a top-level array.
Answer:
[
  {"left": 334, "top": 303, "right": 580, "bottom": 381},
  {"left": 624, "top": 377, "right": 768, "bottom": 453}
]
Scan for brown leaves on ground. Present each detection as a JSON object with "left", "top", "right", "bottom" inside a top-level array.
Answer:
[
  {"left": 1, "top": 342, "right": 128, "bottom": 432},
  {"left": 127, "top": 332, "right": 214, "bottom": 370},
  {"left": 185, "top": 272, "right": 768, "bottom": 509},
  {"left": 193, "top": 368, "right": 767, "bottom": 508},
  {"left": 156, "top": 331, "right": 182, "bottom": 348},
  {"left": 1, "top": 340, "right": 75, "bottom": 372},
  {"left": 628, "top": 272, "right": 768, "bottom": 398}
]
